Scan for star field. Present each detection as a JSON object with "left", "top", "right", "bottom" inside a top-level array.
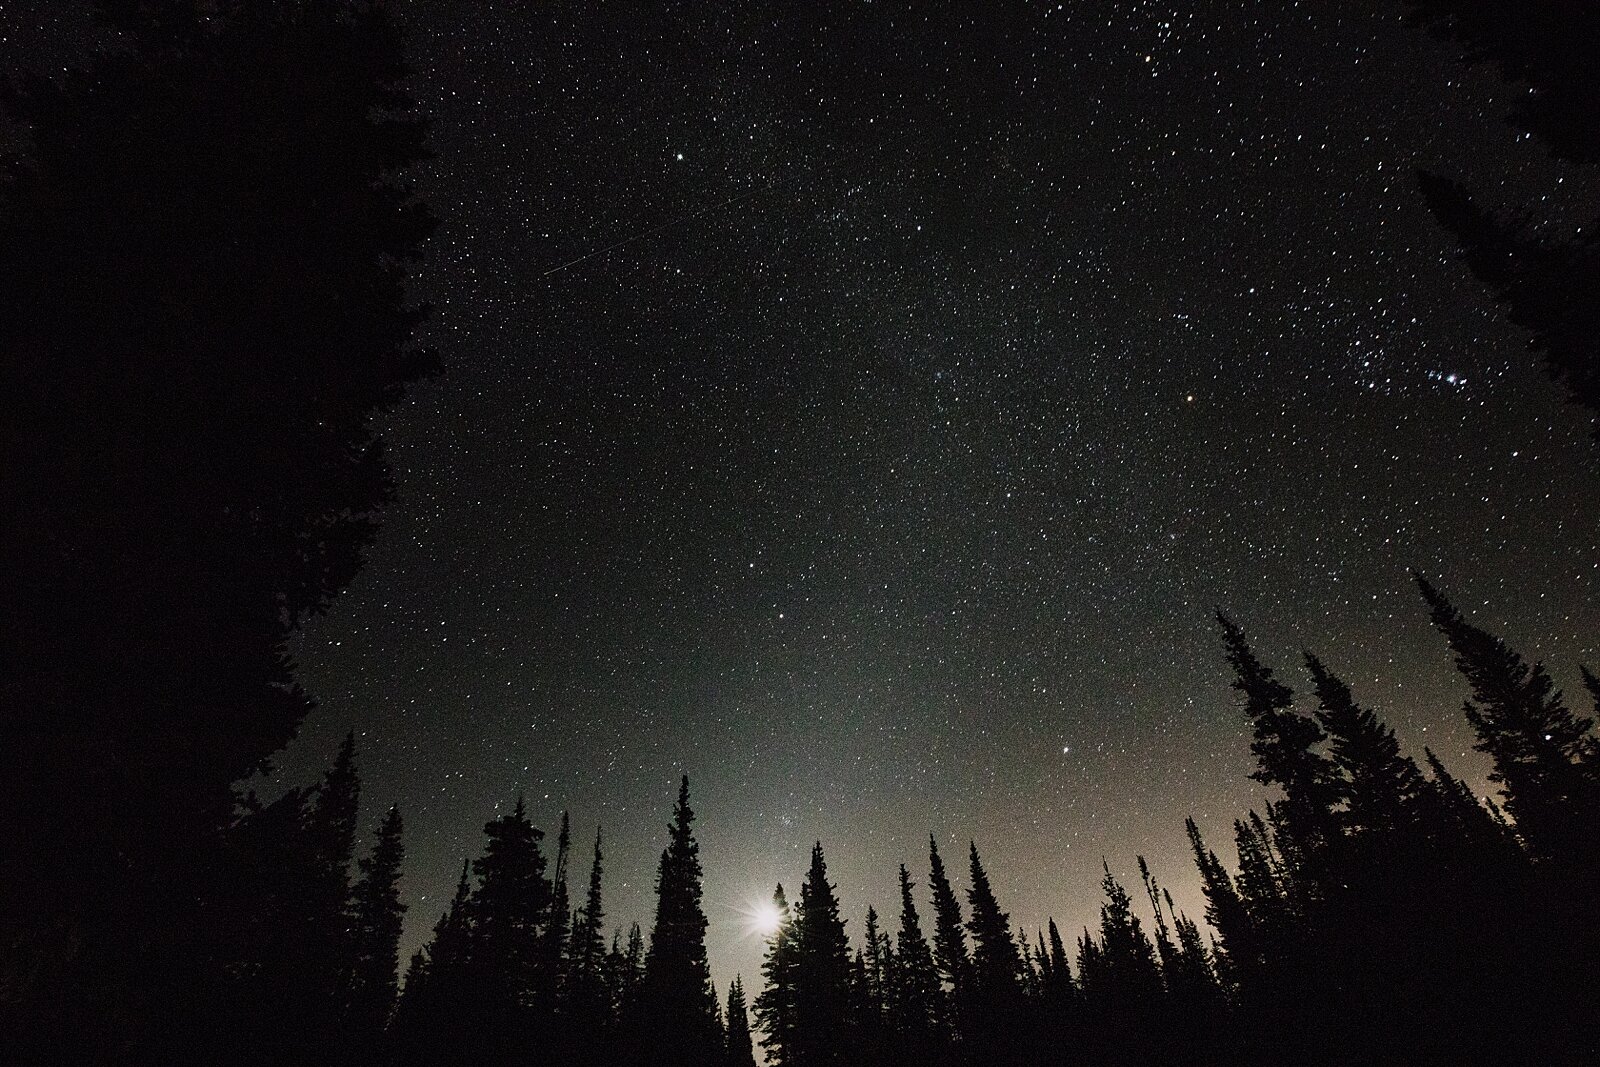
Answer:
[{"left": 246, "top": 1, "right": 1600, "bottom": 996}]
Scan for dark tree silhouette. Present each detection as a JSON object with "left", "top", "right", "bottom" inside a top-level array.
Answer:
[
  {"left": 566, "top": 827, "right": 611, "bottom": 1031},
  {"left": 543, "top": 810, "right": 573, "bottom": 1002},
  {"left": 348, "top": 804, "right": 406, "bottom": 1044},
  {"left": 1304, "top": 655, "right": 1427, "bottom": 834},
  {"left": 0, "top": 2, "right": 434, "bottom": 1059},
  {"left": 964, "top": 843, "right": 1023, "bottom": 995},
  {"left": 726, "top": 975, "right": 758, "bottom": 1067},
  {"left": 754, "top": 884, "right": 797, "bottom": 1066},
  {"left": 889, "top": 864, "right": 945, "bottom": 1045},
  {"left": 1417, "top": 575, "right": 1600, "bottom": 867},
  {"left": 392, "top": 861, "right": 474, "bottom": 1066},
  {"left": 789, "top": 843, "right": 855, "bottom": 1067},
  {"left": 1405, "top": 2, "right": 1600, "bottom": 438},
  {"left": 1216, "top": 615, "right": 1342, "bottom": 877},
  {"left": 634, "top": 777, "right": 721, "bottom": 1066},
  {"left": 926, "top": 835, "right": 972, "bottom": 1032}
]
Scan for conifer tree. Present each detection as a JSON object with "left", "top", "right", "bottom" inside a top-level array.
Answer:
[
  {"left": 862, "top": 908, "right": 884, "bottom": 1014},
  {"left": 543, "top": 811, "right": 573, "bottom": 997},
  {"left": 305, "top": 733, "right": 363, "bottom": 1013},
  {"left": 567, "top": 828, "right": 610, "bottom": 1027},
  {"left": 468, "top": 797, "right": 552, "bottom": 1023},
  {"left": 1217, "top": 615, "right": 1342, "bottom": 872},
  {"left": 1305, "top": 654, "right": 1427, "bottom": 834},
  {"left": 890, "top": 864, "right": 944, "bottom": 1039},
  {"left": 927, "top": 837, "right": 972, "bottom": 1007},
  {"left": 637, "top": 777, "right": 720, "bottom": 1065},
  {"left": 348, "top": 805, "right": 406, "bottom": 1038},
  {"left": 1420, "top": 748, "right": 1524, "bottom": 866},
  {"left": 1165, "top": 892, "right": 1221, "bottom": 1003},
  {"left": 964, "top": 843, "right": 1022, "bottom": 994},
  {"left": 1137, "top": 857, "right": 1181, "bottom": 980},
  {"left": 1405, "top": 4, "right": 1600, "bottom": 441},
  {"left": 726, "top": 976, "right": 758, "bottom": 1067},
  {"left": 791, "top": 843, "right": 856, "bottom": 1066},
  {"left": 1185, "top": 818, "right": 1257, "bottom": 992},
  {"left": 609, "top": 922, "right": 646, "bottom": 1021},
  {"left": 391, "top": 861, "right": 474, "bottom": 1065},
  {"left": 755, "top": 884, "right": 797, "bottom": 1065},
  {"left": 0, "top": 3, "right": 436, "bottom": 1050},
  {"left": 1418, "top": 576, "right": 1600, "bottom": 866},
  {"left": 1232, "top": 816, "right": 1293, "bottom": 939},
  {"left": 1089, "top": 863, "right": 1163, "bottom": 1006},
  {"left": 1032, "top": 930, "right": 1053, "bottom": 991},
  {"left": 1044, "top": 919, "right": 1074, "bottom": 998}
]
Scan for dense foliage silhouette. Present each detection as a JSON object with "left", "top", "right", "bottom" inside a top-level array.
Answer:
[
  {"left": 1406, "top": 0, "right": 1600, "bottom": 439},
  {"left": 0, "top": 2, "right": 434, "bottom": 1062}
]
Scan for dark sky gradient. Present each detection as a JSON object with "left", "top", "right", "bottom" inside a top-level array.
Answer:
[{"left": 19, "top": 1, "right": 1592, "bottom": 999}]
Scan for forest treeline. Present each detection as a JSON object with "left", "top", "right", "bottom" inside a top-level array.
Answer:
[
  {"left": 2, "top": 1, "right": 1598, "bottom": 1065},
  {"left": 10, "top": 578, "right": 1593, "bottom": 1065}
]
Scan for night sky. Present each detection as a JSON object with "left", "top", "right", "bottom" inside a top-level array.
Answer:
[{"left": 46, "top": 0, "right": 1591, "bottom": 998}]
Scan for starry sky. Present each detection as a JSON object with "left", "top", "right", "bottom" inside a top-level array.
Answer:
[{"left": 19, "top": 1, "right": 1594, "bottom": 999}]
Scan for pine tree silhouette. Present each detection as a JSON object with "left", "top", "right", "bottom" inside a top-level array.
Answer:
[
  {"left": 755, "top": 884, "right": 797, "bottom": 1066},
  {"left": 467, "top": 797, "right": 553, "bottom": 1050},
  {"left": 889, "top": 864, "right": 945, "bottom": 1043},
  {"left": 926, "top": 835, "right": 972, "bottom": 1031},
  {"left": 1216, "top": 614, "right": 1342, "bottom": 878},
  {"left": 1406, "top": 2, "right": 1600, "bottom": 438},
  {"left": 1417, "top": 575, "right": 1600, "bottom": 867},
  {"left": 543, "top": 810, "right": 573, "bottom": 1002},
  {"left": 348, "top": 805, "right": 406, "bottom": 1043},
  {"left": 635, "top": 777, "right": 720, "bottom": 1066},
  {"left": 0, "top": 2, "right": 435, "bottom": 1057},
  {"left": 726, "top": 976, "right": 758, "bottom": 1067},
  {"left": 964, "top": 843, "right": 1023, "bottom": 995},
  {"left": 1304, "top": 654, "right": 1427, "bottom": 834},
  {"left": 567, "top": 827, "right": 611, "bottom": 1031},
  {"left": 790, "top": 843, "right": 856, "bottom": 1066}
]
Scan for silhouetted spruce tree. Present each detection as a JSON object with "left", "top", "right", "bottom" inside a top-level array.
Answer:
[
  {"left": 1043, "top": 919, "right": 1074, "bottom": 999},
  {"left": 635, "top": 777, "right": 720, "bottom": 1066},
  {"left": 305, "top": 733, "right": 363, "bottom": 1025},
  {"left": 1089, "top": 863, "right": 1163, "bottom": 1005},
  {"left": 1216, "top": 615, "right": 1342, "bottom": 882},
  {"left": 1419, "top": 748, "right": 1524, "bottom": 870},
  {"left": 1184, "top": 817, "right": 1257, "bottom": 993},
  {"left": 889, "top": 864, "right": 945, "bottom": 1043},
  {"left": 566, "top": 828, "right": 610, "bottom": 1030},
  {"left": 1163, "top": 892, "right": 1220, "bottom": 1004},
  {"left": 1418, "top": 576, "right": 1600, "bottom": 867},
  {"left": 788, "top": 844, "right": 855, "bottom": 1066},
  {"left": 1304, "top": 655, "right": 1427, "bottom": 834},
  {"left": 608, "top": 922, "right": 646, "bottom": 1022},
  {"left": 1582, "top": 666, "right": 1600, "bottom": 720},
  {"left": 1030, "top": 930, "right": 1051, "bottom": 990},
  {"left": 392, "top": 861, "right": 474, "bottom": 1066},
  {"left": 0, "top": 3, "right": 435, "bottom": 1055},
  {"left": 348, "top": 805, "right": 406, "bottom": 1043},
  {"left": 1404, "top": 2, "right": 1600, "bottom": 439},
  {"left": 754, "top": 884, "right": 797, "bottom": 1066},
  {"left": 926, "top": 836, "right": 972, "bottom": 1032},
  {"left": 863, "top": 906, "right": 889, "bottom": 1023},
  {"left": 1136, "top": 857, "right": 1180, "bottom": 979},
  {"left": 848, "top": 950, "right": 882, "bottom": 1054},
  {"left": 467, "top": 797, "right": 553, "bottom": 1050},
  {"left": 1232, "top": 815, "right": 1294, "bottom": 943},
  {"left": 964, "top": 843, "right": 1023, "bottom": 995},
  {"left": 726, "top": 976, "right": 758, "bottom": 1067},
  {"left": 543, "top": 811, "right": 573, "bottom": 999}
]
